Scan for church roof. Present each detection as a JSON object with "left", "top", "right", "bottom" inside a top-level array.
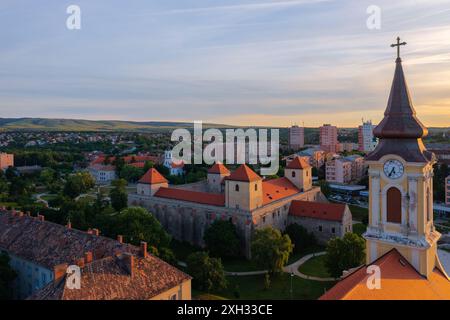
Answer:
[
  {"left": 373, "top": 58, "right": 427, "bottom": 139},
  {"left": 289, "top": 200, "right": 347, "bottom": 222},
  {"left": 226, "top": 164, "right": 262, "bottom": 182},
  {"left": 208, "top": 162, "right": 230, "bottom": 175},
  {"left": 320, "top": 249, "right": 450, "bottom": 300},
  {"left": 366, "top": 54, "right": 434, "bottom": 163},
  {"left": 286, "top": 156, "right": 311, "bottom": 170},
  {"left": 138, "top": 168, "right": 168, "bottom": 185}
]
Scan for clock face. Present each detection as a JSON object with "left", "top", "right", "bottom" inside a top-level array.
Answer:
[{"left": 383, "top": 159, "right": 404, "bottom": 179}]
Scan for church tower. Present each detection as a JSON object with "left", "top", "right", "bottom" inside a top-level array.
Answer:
[{"left": 364, "top": 38, "right": 440, "bottom": 278}]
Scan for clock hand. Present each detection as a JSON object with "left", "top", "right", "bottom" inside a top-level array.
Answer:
[{"left": 389, "top": 167, "right": 396, "bottom": 177}]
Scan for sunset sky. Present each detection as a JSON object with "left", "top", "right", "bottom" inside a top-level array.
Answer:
[{"left": 1, "top": 0, "right": 450, "bottom": 127}]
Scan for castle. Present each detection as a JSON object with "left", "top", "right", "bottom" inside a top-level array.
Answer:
[{"left": 129, "top": 157, "right": 353, "bottom": 257}]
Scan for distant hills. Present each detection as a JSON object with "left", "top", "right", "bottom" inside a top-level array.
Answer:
[{"left": 0, "top": 118, "right": 235, "bottom": 132}]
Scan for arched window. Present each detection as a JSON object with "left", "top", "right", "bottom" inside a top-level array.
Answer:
[
  {"left": 426, "top": 187, "right": 431, "bottom": 222},
  {"left": 292, "top": 171, "right": 296, "bottom": 178},
  {"left": 387, "top": 187, "right": 402, "bottom": 224},
  {"left": 255, "top": 184, "right": 258, "bottom": 191},
  {"left": 235, "top": 184, "right": 239, "bottom": 192}
]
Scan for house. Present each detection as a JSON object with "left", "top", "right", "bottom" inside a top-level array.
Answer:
[{"left": 0, "top": 210, "right": 191, "bottom": 300}]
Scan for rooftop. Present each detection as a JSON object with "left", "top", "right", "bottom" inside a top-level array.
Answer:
[
  {"left": 226, "top": 164, "right": 262, "bottom": 182},
  {"left": 289, "top": 200, "right": 347, "bottom": 222},
  {"left": 138, "top": 168, "right": 168, "bottom": 185}
]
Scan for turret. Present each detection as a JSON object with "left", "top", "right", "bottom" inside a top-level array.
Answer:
[
  {"left": 225, "top": 164, "right": 262, "bottom": 211},
  {"left": 207, "top": 162, "right": 230, "bottom": 193},
  {"left": 284, "top": 157, "right": 312, "bottom": 192},
  {"left": 136, "top": 168, "right": 168, "bottom": 196}
]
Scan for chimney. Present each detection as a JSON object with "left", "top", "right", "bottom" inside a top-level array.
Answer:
[
  {"left": 117, "top": 235, "right": 123, "bottom": 243},
  {"left": 122, "top": 253, "right": 134, "bottom": 277},
  {"left": 140, "top": 241, "right": 148, "bottom": 258},
  {"left": 37, "top": 214, "right": 45, "bottom": 222},
  {"left": 92, "top": 228, "right": 99, "bottom": 236},
  {"left": 84, "top": 251, "right": 93, "bottom": 264},
  {"left": 53, "top": 263, "right": 68, "bottom": 283},
  {"left": 76, "top": 257, "right": 85, "bottom": 268}
]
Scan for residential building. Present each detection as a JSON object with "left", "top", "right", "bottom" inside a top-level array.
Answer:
[
  {"left": 343, "top": 155, "right": 365, "bottom": 182},
  {"left": 358, "top": 120, "right": 378, "bottom": 152},
  {"left": 0, "top": 210, "right": 191, "bottom": 300},
  {"left": 163, "top": 150, "right": 184, "bottom": 176},
  {"left": 326, "top": 158, "right": 352, "bottom": 184},
  {"left": 0, "top": 153, "right": 14, "bottom": 170},
  {"left": 320, "top": 124, "right": 339, "bottom": 153},
  {"left": 129, "top": 157, "right": 350, "bottom": 258},
  {"left": 88, "top": 164, "right": 117, "bottom": 184},
  {"left": 288, "top": 125, "right": 305, "bottom": 150},
  {"left": 296, "top": 148, "right": 326, "bottom": 168}
]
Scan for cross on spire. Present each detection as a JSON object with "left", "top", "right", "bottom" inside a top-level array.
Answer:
[{"left": 391, "top": 37, "right": 407, "bottom": 60}]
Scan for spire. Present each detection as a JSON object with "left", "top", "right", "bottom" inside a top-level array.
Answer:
[{"left": 373, "top": 45, "right": 427, "bottom": 139}]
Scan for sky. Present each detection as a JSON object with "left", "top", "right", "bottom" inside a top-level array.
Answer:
[{"left": 1, "top": 0, "right": 450, "bottom": 127}]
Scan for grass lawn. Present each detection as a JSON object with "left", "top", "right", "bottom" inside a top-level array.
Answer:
[
  {"left": 205, "top": 274, "right": 335, "bottom": 300},
  {"left": 288, "top": 245, "right": 325, "bottom": 265},
  {"left": 222, "top": 258, "right": 261, "bottom": 272},
  {"left": 171, "top": 240, "right": 201, "bottom": 262},
  {"left": 353, "top": 223, "right": 367, "bottom": 236},
  {"left": 41, "top": 194, "right": 58, "bottom": 201},
  {"left": 298, "top": 255, "right": 331, "bottom": 278}
]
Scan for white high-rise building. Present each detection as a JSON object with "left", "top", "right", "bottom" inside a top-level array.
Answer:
[{"left": 358, "top": 120, "right": 377, "bottom": 152}]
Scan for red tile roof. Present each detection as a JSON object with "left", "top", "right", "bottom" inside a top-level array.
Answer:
[
  {"left": 128, "top": 162, "right": 145, "bottom": 168},
  {"left": 208, "top": 162, "right": 230, "bottom": 175},
  {"left": 154, "top": 187, "right": 225, "bottom": 207},
  {"left": 138, "top": 168, "right": 168, "bottom": 185},
  {"left": 227, "top": 164, "right": 261, "bottom": 182},
  {"left": 262, "top": 178, "right": 299, "bottom": 205},
  {"left": 289, "top": 200, "right": 347, "bottom": 222},
  {"left": 29, "top": 254, "right": 191, "bottom": 300},
  {"left": 286, "top": 156, "right": 311, "bottom": 169},
  {"left": 320, "top": 249, "right": 450, "bottom": 300},
  {"left": 91, "top": 155, "right": 160, "bottom": 166},
  {"left": 171, "top": 161, "right": 184, "bottom": 169},
  {"left": 0, "top": 211, "right": 190, "bottom": 300}
]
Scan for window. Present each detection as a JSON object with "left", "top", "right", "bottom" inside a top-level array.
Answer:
[
  {"left": 426, "top": 187, "right": 431, "bottom": 222},
  {"left": 386, "top": 187, "right": 402, "bottom": 224},
  {"left": 235, "top": 184, "right": 240, "bottom": 192},
  {"left": 263, "top": 216, "right": 266, "bottom": 223},
  {"left": 292, "top": 171, "right": 296, "bottom": 178},
  {"left": 170, "top": 294, "right": 177, "bottom": 300},
  {"left": 332, "top": 227, "right": 335, "bottom": 234},
  {"left": 318, "top": 225, "right": 323, "bottom": 232},
  {"left": 306, "top": 171, "right": 309, "bottom": 176},
  {"left": 255, "top": 184, "right": 258, "bottom": 191}
]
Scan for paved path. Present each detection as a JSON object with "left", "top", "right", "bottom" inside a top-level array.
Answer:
[
  {"left": 225, "top": 270, "right": 268, "bottom": 276},
  {"left": 283, "top": 252, "right": 338, "bottom": 282}
]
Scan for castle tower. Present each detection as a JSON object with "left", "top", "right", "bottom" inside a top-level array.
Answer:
[
  {"left": 136, "top": 168, "right": 169, "bottom": 196},
  {"left": 225, "top": 164, "right": 263, "bottom": 211},
  {"left": 284, "top": 156, "right": 312, "bottom": 192},
  {"left": 364, "top": 41, "right": 440, "bottom": 278},
  {"left": 207, "top": 162, "right": 230, "bottom": 193}
]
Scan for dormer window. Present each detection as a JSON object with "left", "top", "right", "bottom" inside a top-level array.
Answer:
[
  {"left": 292, "top": 171, "right": 296, "bottom": 178},
  {"left": 235, "top": 184, "right": 239, "bottom": 192}
]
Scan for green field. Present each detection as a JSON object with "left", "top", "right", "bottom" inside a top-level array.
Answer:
[
  {"left": 298, "top": 255, "right": 331, "bottom": 278},
  {"left": 206, "top": 274, "right": 335, "bottom": 300}
]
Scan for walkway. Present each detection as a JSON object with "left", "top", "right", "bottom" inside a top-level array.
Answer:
[{"left": 283, "top": 252, "right": 338, "bottom": 282}]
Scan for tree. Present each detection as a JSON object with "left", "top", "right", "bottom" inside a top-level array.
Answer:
[
  {"left": 119, "top": 165, "right": 144, "bottom": 182},
  {"left": 324, "top": 233, "right": 366, "bottom": 278},
  {"left": 114, "top": 207, "right": 171, "bottom": 249},
  {"left": 186, "top": 252, "right": 227, "bottom": 292},
  {"left": 63, "top": 172, "right": 95, "bottom": 199},
  {"left": 284, "top": 223, "right": 317, "bottom": 254},
  {"left": 110, "top": 179, "right": 128, "bottom": 211},
  {"left": 251, "top": 227, "right": 293, "bottom": 273},
  {"left": 0, "top": 253, "right": 17, "bottom": 300},
  {"left": 204, "top": 220, "right": 240, "bottom": 258}
]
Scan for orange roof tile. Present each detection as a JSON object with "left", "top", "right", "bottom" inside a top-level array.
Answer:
[
  {"left": 138, "top": 168, "right": 168, "bottom": 185},
  {"left": 208, "top": 162, "right": 230, "bottom": 175},
  {"left": 289, "top": 201, "right": 346, "bottom": 222},
  {"left": 154, "top": 187, "right": 225, "bottom": 207},
  {"left": 262, "top": 178, "right": 299, "bottom": 205},
  {"left": 286, "top": 156, "right": 311, "bottom": 169},
  {"left": 320, "top": 249, "right": 450, "bottom": 300},
  {"left": 227, "top": 164, "right": 261, "bottom": 182}
]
